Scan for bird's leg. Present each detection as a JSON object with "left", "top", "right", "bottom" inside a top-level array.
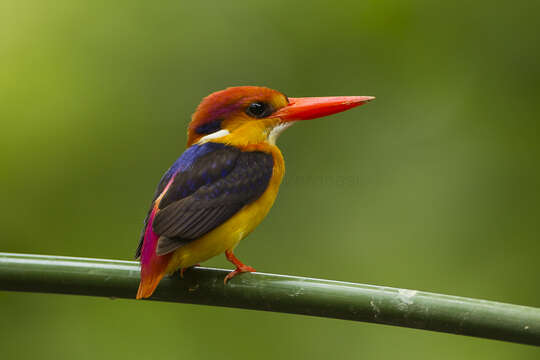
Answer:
[
  {"left": 224, "top": 250, "right": 255, "bottom": 284},
  {"left": 179, "top": 264, "right": 200, "bottom": 278}
]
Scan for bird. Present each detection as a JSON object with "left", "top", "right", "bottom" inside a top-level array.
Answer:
[{"left": 135, "top": 86, "right": 374, "bottom": 299}]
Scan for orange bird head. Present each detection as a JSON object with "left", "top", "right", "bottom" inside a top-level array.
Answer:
[{"left": 187, "top": 86, "right": 374, "bottom": 146}]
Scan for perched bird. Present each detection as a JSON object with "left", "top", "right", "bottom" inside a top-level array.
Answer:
[{"left": 135, "top": 86, "right": 374, "bottom": 299}]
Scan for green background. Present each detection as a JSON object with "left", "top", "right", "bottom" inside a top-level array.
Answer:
[{"left": 1, "top": 0, "right": 539, "bottom": 358}]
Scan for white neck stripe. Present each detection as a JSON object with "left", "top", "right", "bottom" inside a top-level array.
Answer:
[{"left": 197, "top": 129, "right": 230, "bottom": 143}]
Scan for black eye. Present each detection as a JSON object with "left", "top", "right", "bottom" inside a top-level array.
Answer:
[{"left": 246, "top": 102, "right": 273, "bottom": 118}]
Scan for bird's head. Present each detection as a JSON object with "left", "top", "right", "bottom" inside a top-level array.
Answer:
[{"left": 187, "top": 86, "right": 374, "bottom": 146}]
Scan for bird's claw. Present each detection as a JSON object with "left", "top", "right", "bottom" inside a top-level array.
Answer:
[{"left": 224, "top": 265, "right": 256, "bottom": 284}]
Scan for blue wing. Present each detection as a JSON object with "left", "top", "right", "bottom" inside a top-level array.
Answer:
[
  {"left": 136, "top": 142, "right": 274, "bottom": 258},
  {"left": 135, "top": 142, "right": 228, "bottom": 259}
]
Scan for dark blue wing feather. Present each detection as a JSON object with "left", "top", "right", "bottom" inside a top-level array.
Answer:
[
  {"left": 152, "top": 142, "right": 227, "bottom": 200},
  {"left": 135, "top": 142, "right": 228, "bottom": 259},
  {"left": 152, "top": 147, "right": 274, "bottom": 254}
]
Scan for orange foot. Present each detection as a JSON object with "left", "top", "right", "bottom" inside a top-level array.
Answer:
[
  {"left": 179, "top": 264, "right": 200, "bottom": 279},
  {"left": 224, "top": 250, "right": 256, "bottom": 284}
]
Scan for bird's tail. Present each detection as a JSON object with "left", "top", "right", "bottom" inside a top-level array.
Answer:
[
  {"left": 136, "top": 208, "right": 171, "bottom": 299},
  {"left": 137, "top": 261, "right": 169, "bottom": 299}
]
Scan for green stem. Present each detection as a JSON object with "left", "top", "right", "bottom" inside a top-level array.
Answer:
[{"left": 1, "top": 252, "right": 538, "bottom": 346}]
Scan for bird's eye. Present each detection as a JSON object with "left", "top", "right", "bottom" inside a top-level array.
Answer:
[{"left": 246, "top": 102, "right": 273, "bottom": 118}]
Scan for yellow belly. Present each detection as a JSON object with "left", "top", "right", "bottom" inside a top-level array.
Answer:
[{"left": 165, "top": 144, "right": 284, "bottom": 274}]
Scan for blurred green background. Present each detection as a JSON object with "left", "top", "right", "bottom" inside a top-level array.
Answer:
[{"left": 1, "top": 0, "right": 539, "bottom": 358}]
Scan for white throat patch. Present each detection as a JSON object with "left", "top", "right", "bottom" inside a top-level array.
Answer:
[{"left": 268, "top": 123, "right": 293, "bottom": 145}]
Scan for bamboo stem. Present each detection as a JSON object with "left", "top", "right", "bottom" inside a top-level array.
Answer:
[{"left": 1, "top": 252, "right": 538, "bottom": 346}]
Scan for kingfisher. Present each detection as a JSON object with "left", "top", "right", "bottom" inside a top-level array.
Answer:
[{"left": 135, "top": 86, "right": 374, "bottom": 299}]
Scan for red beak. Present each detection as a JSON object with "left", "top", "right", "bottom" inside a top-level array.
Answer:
[{"left": 271, "top": 96, "right": 375, "bottom": 122}]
